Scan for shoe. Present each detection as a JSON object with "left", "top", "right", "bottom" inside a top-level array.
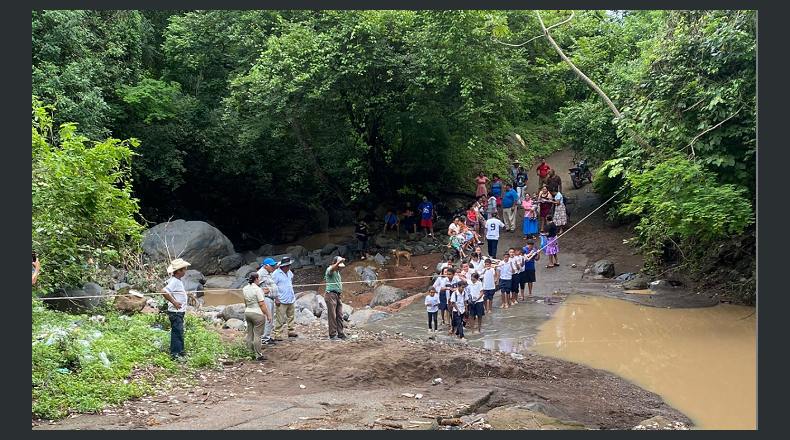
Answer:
[
  {"left": 338, "top": 334, "right": 349, "bottom": 339},
  {"left": 361, "top": 256, "right": 366, "bottom": 260},
  {"left": 272, "top": 337, "right": 284, "bottom": 342},
  {"left": 256, "top": 355, "right": 267, "bottom": 361},
  {"left": 288, "top": 333, "right": 299, "bottom": 338},
  {"left": 263, "top": 339, "right": 277, "bottom": 346},
  {"left": 330, "top": 336, "right": 341, "bottom": 341}
]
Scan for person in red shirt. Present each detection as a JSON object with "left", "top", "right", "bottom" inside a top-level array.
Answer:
[{"left": 536, "top": 158, "right": 552, "bottom": 189}]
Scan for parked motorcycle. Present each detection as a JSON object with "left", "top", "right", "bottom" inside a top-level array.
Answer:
[{"left": 569, "top": 160, "right": 593, "bottom": 189}]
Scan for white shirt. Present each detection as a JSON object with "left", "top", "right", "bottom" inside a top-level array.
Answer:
[
  {"left": 515, "top": 255, "right": 525, "bottom": 273},
  {"left": 498, "top": 260, "right": 514, "bottom": 280},
  {"left": 449, "top": 290, "right": 468, "bottom": 314},
  {"left": 164, "top": 276, "right": 188, "bottom": 313},
  {"left": 470, "top": 259, "right": 485, "bottom": 274},
  {"left": 468, "top": 281, "right": 484, "bottom": 303},
  {"left": 481, "top": 267, "right": 497, "bottom": 290},
  {"left": 485, "top": 218, "right": 505, "bottom": 240},
  {"left": 448, "top": 223, "right": 460, "bottom": 236},
  {"left": 425, "top": 294, "right": 440, "bottom": 313}
]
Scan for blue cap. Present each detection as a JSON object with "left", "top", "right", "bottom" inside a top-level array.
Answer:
[{"left": 261, "top": 258, "right": 277, "bottom": 267}]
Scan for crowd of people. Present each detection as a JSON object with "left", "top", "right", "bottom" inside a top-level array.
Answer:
[{"left": 155, "top": 156, "right": 570, "bottom": 359}]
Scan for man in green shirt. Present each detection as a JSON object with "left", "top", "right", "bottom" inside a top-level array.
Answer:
[{"left": 324, "top": 256, "right": 348, "bottom": 341}]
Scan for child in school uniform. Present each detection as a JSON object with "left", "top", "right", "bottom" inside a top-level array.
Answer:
[
  {"left": 449, "top": 280, "right": 470, "bottom": 341},
  {"left": 425, "top": 288, "right": 440, "bottom": 332},
  {"left": 468, "top": 272, "right": 485, "bottom": 335}
]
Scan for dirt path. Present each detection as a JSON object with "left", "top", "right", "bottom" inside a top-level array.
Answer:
[{"left": 33, "top": 148, "right": 702, "bottom": 431}]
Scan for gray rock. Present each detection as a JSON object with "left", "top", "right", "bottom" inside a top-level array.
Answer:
[
  {"left": 183, "top": 270, "right": 206, "bottom": 286},
  {"left": 370, "top": 285, "right": 410, "bottom": 307},
  {"left": 141, "top": 220, "right": 236, "bottom": 274},
  {"left": 374, "top": 236, "right": 391, "bottom": 249},
  {"left": 592, "top": 260, "right": 616, "bottom": 278},
  {"left": 337, "top": 245, "right": 350, "bottom": 259},
  {"left": 408, "top": 232, "right": 421, "bottom": 241},
  {"left": 583, "top": 268, "right": 591, "bottom": 274},
  {"left": 401, "top": 244, "right": 413, "bottom": 252},
  {"left": 230, "top": 277, "right": 248, "bottom": 290},
  {"left": 360, "top": 267, "right": 378, "bottom": 287},
  {"left": 287, "top": 245, "right": 308, "bottom": 257},
  {"left": 374, "top": 253, "right": 387, "bottom": 265},
  {"left": 342, "top": 304, "right": 353, "bottom": 321},
  {"left": 413, "top": 244, "right": 427, "bottom": 254},
  {"left": 47, "top": 283, "right": 110, "bottom": 312},
  {"left": 202, "top": 311, "right": 222, "bottom": 324},
  {"left": 295, "top": 308, "right": 318, "bottom": 325},
  {"left": 294, "top": 291, "right": 326, "bottom": 317},
  {"left": 421, "top": 236, "right": 434, "bottom": 244},
  {"left": 348, "top": 309, "right": 393, "bottom": 326},
  {"left": 321, "top": 243, "right": 338, "bottom": 255},
  {"left": 262, "top": 253, "right": 300, "bottom": 269},
  {"left": 256, "top": 244, "right": 275, "bottom": 257},
  {"left": 204, "top": 275, "right": 236, "bottom": 289},
  {"left": 225, "top": 318, "right": 246, "bottom": 331},
  {"left": 242, "top": 251, "right": 259, "bottom": 264},
  {"left": 235, "top": 265, "right": 256, "bottom": 280},
  {"left": 183, "top": 279, "right": 204, "bottom": 297},
  {"left": 219, "top": 253, "right": 244, "bottom": 274},
  {"left": 220, "top": 303, "right": 246, "bottom": 321},
  {"left": 623, "top": 275, "right": 650, "bottom": 290},
  {"left": 434, "top": 218, "right": 448, "bottom": 231},
  {"left": 299, "top": 257, "right": 313, "bottom": 267},
  {"left": 614, "top": 272, "right": 637, "bottom": 281}
]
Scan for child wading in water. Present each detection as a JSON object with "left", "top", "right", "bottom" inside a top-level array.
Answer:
[
  {"left": 425, "top": 288, "right": 440, "bottom": 332},
  {"left": 449, "top": 280, "right": 469, "bottom": 341}
]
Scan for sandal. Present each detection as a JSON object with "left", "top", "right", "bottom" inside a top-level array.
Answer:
[{"left": 546, "top": 264, "right": 555, "bottom": 268}]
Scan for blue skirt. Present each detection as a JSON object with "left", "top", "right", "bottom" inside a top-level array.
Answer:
[{"left": 523, "top": 216, "right": 538, "bottom": 234}]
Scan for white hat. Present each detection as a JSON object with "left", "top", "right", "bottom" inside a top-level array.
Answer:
[
  {"left": 168, "top": 258, "right": 191, "bottom": 273},
  {"left": 333, "top": 256, "right": 345, "bottom": 267}
]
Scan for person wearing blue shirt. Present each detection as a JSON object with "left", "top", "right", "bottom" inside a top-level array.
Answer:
[
  {"left": 418, "top": 196, "right": 436, "bottom": 238},
  {"left": 501, "top": 183, "right": 519, "bottom": 233},
  {"left": 271, "top": 257, "right": 309, "bottom": 340},
  {"left": 382, "top": 210, "right": 399, "bottom": 236}
]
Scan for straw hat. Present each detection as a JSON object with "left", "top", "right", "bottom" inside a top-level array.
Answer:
[{"left": 167, "top": 258, "right": 191, "bottom": 273}]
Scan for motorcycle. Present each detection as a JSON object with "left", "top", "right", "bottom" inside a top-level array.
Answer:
[{"left": 569, "top": 159, "right": 593, "bottom": 189}]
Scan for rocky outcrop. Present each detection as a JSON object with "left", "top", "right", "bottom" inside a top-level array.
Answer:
[
  {"left": 220, "top": 303, "right": 246, "bottom": 321},
  {"left": 370, "top": 285, "right": 410, "bottom": 308},
  {"left": 294, "top": 291, "right": 326, "bottom": 317},
  {"left": 141, "top": 220, "right": 236, "bottom": 274},
  {"left": 592, "top": 260, "right": 616, "bottom": 278}
]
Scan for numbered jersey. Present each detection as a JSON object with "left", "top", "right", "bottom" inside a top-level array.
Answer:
[{"left": 485, "top": 218, "right": 505, "bottom": 240}]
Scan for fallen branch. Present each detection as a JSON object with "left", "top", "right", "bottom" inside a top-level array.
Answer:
[{"left": 686, "top": 105, "right": 744, "bottom": 159}]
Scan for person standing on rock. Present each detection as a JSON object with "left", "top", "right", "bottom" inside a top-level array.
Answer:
[
  {"left": 449, "top": 280, "right": 469, "bottom": 341},
  {"left": 272, "top": 257, "right": 309, "bottom": 340},
  {"left": 242, "top": 272, "right": 272, "bottom": 361},
  {"left": 515, "top": 166, "right": 528, "bottom": 204},
  {"left": 521, "top": 240, "right": 540, "bottom": 300},
  {"left": 418, "top": 195, "right": 436, "bottom": 238},
  {"left": 501, "top": 183, "right": 519, "bottom": 232},
  {"left": 402, "top": 201, "right": 418, "bottom": 235},
  {"left": 325, "top": 256, "right": 348, "bottom": 341},
  {"left": 257, "top": 258, "right": 279, "bottom": 346},
  {"left": 355, "top": 218, "right": 369, "bottom": 260},
  {"left": 160, "top": 258, "right": 191, "bottom": 362}
]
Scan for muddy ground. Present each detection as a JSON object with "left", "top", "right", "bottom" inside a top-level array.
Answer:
[{"left": 32, "top": 148, "right": 732, "bottom": 430}]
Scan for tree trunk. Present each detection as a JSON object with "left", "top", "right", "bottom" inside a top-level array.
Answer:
[{"left": 535, "top": 10, "right": 653, "bottom": 153}]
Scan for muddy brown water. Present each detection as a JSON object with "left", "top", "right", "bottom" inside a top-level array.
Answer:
[
  {"left": 363, "top": 292, "right": 756, "bottom": 430},
  {"left": 530, "top": 294, "right": 756, "bottom": 430},
  {"left": 273, "top": 226, "right": 357, "bottom": 254},
  {"left": 199, "top": 288, "right": 244, "bottom": 307}
]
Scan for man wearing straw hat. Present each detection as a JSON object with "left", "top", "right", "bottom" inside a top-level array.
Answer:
[{"left": 161, "top": 258, "right": 191, "bottom": 361}]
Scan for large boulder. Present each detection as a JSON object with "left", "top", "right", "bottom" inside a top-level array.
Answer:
[
  {"left": 294, "top": 291, "right": 326, "bottom": 317},
  {"left": 295, "top": 308, "right": 318, "bottom": 325},
  {"left": 321, "top": 243, "right": 338, "bottom": 255},
  {"left": 242, "top": 251, "right": 259, "bottom": 264},
  {"left": 113, "top": 293, "right": 147, "bottom": 314},
  {"left": 256, "top": 244, "right": 275, "bottom": 257},
  {"left": 220, "top": 303, "right": 246, "bottom": 321},
  {"left": 434, "top": 218, "right": 448, "bottom": 231},
  {"left": 592, "top": 260, "right": 616, "bottom": 278},
  {"left": 183, "top": 270, "right": 206, "bottom": 286},
  {"left": 219, "top": 253, "right": 244, "bottom": 274},
  {"left": 342, "top": 304, "right": 354, "bottom": 321},
  {"left": 229, "top": 277, "right": 248, "bottom": 290},
  {"left": 205, "top": 276, "right": 236, "bottom": 289},
  {"left": 374, "top": 236, "right": 392, "bottom": 249},
  {"left": 141, "top": 220, "right": 235, "bottom": 274},
  {"left": 235, "top": 265, "right": 257, "bottom": 280},
  {"left": 354, "top": 266, "right": 378, "bottom": 287},
  {"left": 287, "top": 245, "right": 308, "bottom": 258},
  {"left": 370, "top": 285, "right": 410, "bottom": 307},
  {"left": 45, "top": 282, "right": 111, "bottom": 313},
  {"left": 337, "top": 245, "right": 350, "bottom": 259},
  {"left": 183, "top": 279, "right": 204, "bottom": 297}
]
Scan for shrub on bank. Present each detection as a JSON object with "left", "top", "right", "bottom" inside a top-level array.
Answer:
[{"left": 31, "top": 298, "right": 254, "bottom": 419}]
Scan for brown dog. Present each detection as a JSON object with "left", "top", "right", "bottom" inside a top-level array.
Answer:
[{"left": 391, "top": 249, "right": 412, "bottom": 267}]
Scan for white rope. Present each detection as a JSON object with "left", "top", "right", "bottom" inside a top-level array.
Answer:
[{"left": 37, "top": 184, "right": 628, "bottom": 301}]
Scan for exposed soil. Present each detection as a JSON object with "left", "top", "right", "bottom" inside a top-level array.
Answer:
[{"left": 32, "top": 147, "right": 746, "bottom": 430}]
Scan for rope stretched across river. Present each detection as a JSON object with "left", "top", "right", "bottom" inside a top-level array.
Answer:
[{"left": 38, "top": 184, "right": 628, "bottom": 301}]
